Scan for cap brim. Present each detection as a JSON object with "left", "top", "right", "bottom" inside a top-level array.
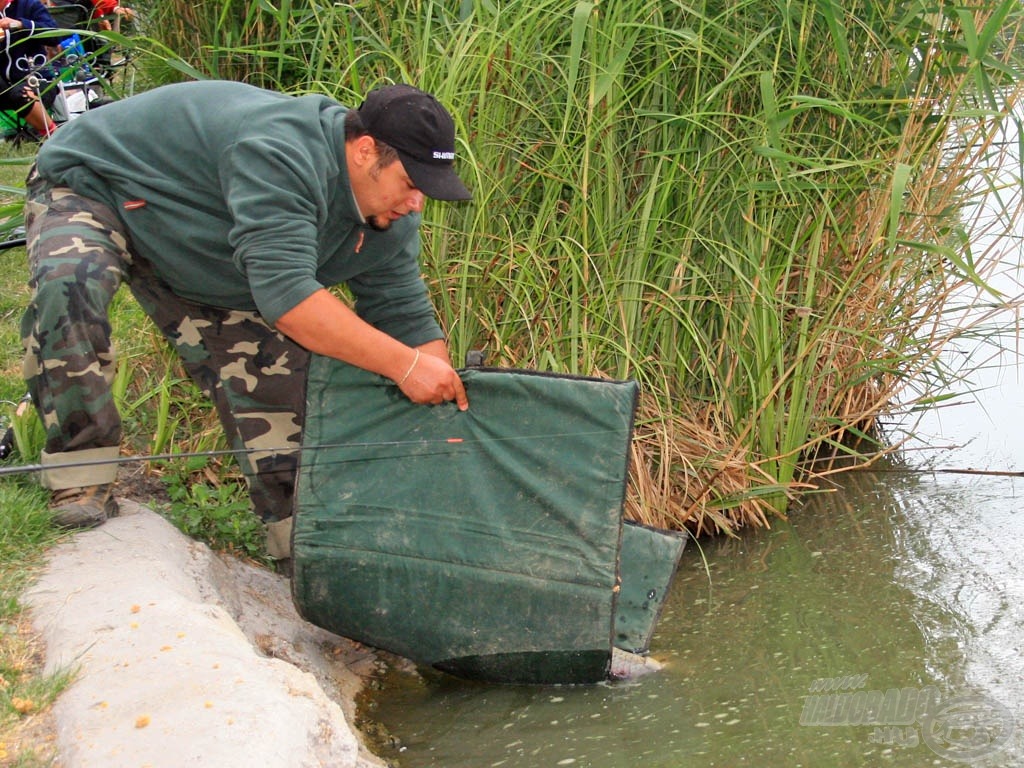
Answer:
[{"left": 399, "top": 153, "right": 472, "bottom": 201}]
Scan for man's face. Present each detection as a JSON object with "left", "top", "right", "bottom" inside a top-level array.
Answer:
[{"left": 350, "top": 147, "right": 426, "bottom": 231}]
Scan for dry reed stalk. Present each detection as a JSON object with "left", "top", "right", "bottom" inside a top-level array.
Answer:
[{"left": 625, "top": 396, "right": 777, "bottom": 535}]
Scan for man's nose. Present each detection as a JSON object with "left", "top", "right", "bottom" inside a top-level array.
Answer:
[{"left": 409, "top": 190, "right": 425, "bottom": 212}]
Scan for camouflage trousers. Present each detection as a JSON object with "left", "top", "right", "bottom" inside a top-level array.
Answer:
[{"left": 21, "top": 167, "right": 307, "bottom": 526}]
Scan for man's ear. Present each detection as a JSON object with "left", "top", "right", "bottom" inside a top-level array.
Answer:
[{"left": 349, "top": 135, "right": 377, "bottom": 170}]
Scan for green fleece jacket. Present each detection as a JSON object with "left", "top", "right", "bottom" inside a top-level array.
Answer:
[{"left": 35, "top": 80, "right": 444, "bottom": 347}]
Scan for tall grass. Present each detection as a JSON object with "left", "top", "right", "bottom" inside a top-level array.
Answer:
[{"left": 39, "top": 0, "right": 1024, "bottom": 533}]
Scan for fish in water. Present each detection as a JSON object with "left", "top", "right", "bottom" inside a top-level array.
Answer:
[{"left": 609, "top": 647, "right": 663, "bottom": 680}]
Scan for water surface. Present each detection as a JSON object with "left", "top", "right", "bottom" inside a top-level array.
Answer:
[
  {"left": 363, "top": 455, "right": 1022, "bottom": 767},
  {"left": 362, "top": 333, "right": 1024, "bottom": 768}
]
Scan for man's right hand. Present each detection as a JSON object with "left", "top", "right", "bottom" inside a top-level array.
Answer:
[
  {"left": 275, "top": 289, "right": 469, "bottom": 410},
  {"left": 396, "top": 347, "right": 469, "bottom": 410}
]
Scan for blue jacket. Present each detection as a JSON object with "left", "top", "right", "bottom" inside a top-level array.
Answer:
[{"left": 0, "top": 0, "right": 57, "bottom": 84}]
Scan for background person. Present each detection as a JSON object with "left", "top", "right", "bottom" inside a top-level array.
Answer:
[
  {"left": 86, "top": 0, "right": 135, "bottom": 31},
  {"left": 0, "top": 0, "right": 58, "bottom": 136},
  {"left": 21, "top": 80, "right": 472, "bottom": 565}
]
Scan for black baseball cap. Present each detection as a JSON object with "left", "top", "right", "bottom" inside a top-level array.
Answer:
[{"left": 357, "top": 84, "right": 472, "bottom": 201}]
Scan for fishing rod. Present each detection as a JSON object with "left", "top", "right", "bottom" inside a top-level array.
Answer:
[
  {"left": 3, "top": 434, "right": 1020, "bottom": 481},
  {"left": 0, "top": 391, "right": 469, "bottom": 476},
  {"left": 867, "top": 466, "right": 1024, "bottom": 478},
  {"left": 4, "top": 398, "right": 1020, "bottom": 481},
  {"left": 0, "top": 420, "right": 619, "bottom": 479},
  {"left": 0, "top": 439, "right": 468, "bottom": 479}
]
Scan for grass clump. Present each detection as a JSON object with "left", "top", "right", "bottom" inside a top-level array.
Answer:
[{"left": 159, "top": 458, "right": 270, "bottom": 564}]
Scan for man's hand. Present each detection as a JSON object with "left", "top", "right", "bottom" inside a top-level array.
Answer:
[
  {"left": 275, "top": 289, "right": 469, "bottom": 410},
  {"left": 396, "top": 341, "right": 469, "bottom": 410}
]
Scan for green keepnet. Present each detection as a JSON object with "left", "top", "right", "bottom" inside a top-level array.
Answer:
[{"left": 293, "top": 356, "right": 682, "bottom": 684}]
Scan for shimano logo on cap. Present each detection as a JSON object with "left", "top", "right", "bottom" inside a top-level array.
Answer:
[{"left": 433, "top": 151, "right": 456, "bottom": 160}]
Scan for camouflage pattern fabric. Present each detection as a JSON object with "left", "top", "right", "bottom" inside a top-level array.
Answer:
[
  {"left": 22, "top": 168, "right": 131, "bottom": 469},
  {"left": 128, "top": 259, "right": 307, "bottom": 523},
  {"left": 21, "top": 166, "right": 306, "bottom": 523}
]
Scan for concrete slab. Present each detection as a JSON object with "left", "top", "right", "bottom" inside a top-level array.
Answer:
[{"left": 25, "top": 500, "right": 383, "bottom": 768}]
